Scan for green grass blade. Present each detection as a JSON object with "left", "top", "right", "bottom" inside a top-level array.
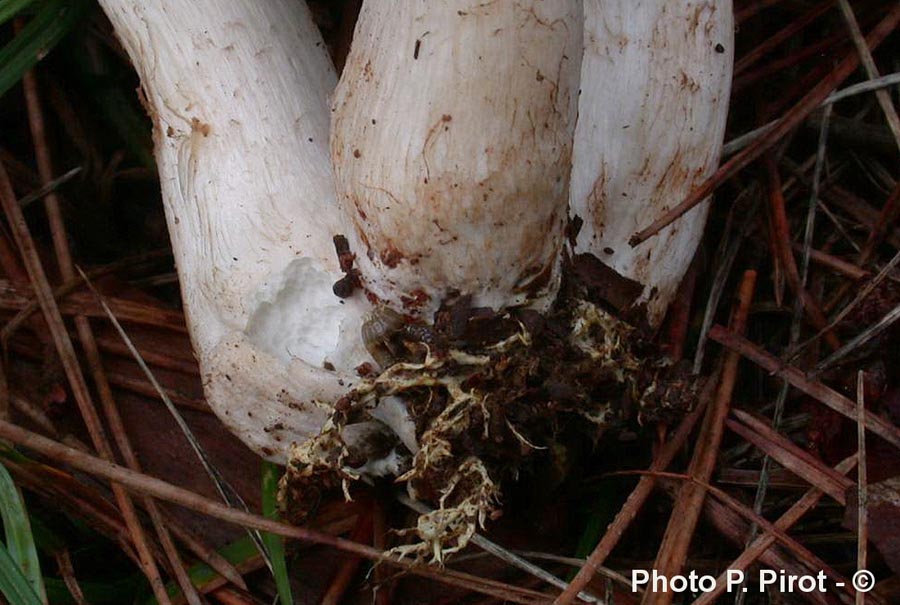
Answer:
[
  {"left": 567, "top": 478, "right": 623, "bottom": 582},
  {"left": 148, "top": 475, "right": 292, "bottom": 605},
  {"left": 0, "top": 543, "right": 43, "bottom": 605},
  {"left": 0, "top": 0, "right": 89, "bottom": 98},
  {"left": 0, "top": 0, "right": 34, "bottom": 26},
  {"left": 0, "top": 461, "right": 45, "bottom": 603},
  {"left": 149, "top": 536, "right": 261, "bottom": 604},
  {"left": 262, "top": 461, "right": 294, "bottom": 605},
  {"left": 180, "top": 536, "right": 257, "bottom": 592},
  {"left": 20, "top": 516, "right": 63, "bottom": 556}
]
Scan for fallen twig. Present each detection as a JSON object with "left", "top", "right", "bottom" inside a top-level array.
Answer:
[
  {"left": 76, "top": 266, "right": 276, "bottom": 576},
  {"left": 553, "top": 368, "right": 720, "bottom": 605},
  {"left": 709, "top": 325, "right": 900, "bottom": 450},
  {"left": 642, "top": 271, "right": 757, "bottom": 605},
  {"left": 690, "top": 455, "right": 858, "bottom": 605},
  {"left": 629, "top": 4, "right": 900, "bottom": 246},
  {"left": 766, "top": 158, "right": 841, "bottom": 350},
  {"left": 814, "top": 300, "right": 900, "bottom": 374},
  {"left": 855, "top": 372, "right": 868, "bottom": 605},
  {"left": 0, "top": 153, "right": 172, "bottom": 603},
  {"left": 728, "top": 409, "right": 853, "bottom": 504},
  {"left": 0, "top": 418, "right": 552, "bottom": 605},
  {"left": 836, "top": 0, "right": 900, "bottom": 150}
]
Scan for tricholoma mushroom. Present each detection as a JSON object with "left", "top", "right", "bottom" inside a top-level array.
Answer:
[{"left": 99, "top": 0, "right": 733, "bottom": 559}]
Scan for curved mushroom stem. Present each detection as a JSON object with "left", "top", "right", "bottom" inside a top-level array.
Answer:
[
  {"left": 331, "top": 0, "right": 584, "bottom": 319},
  {"left": 98, "top": 0, "right": 373, "bottom": 458},
  {"left": 97, "top": 0, "right": 733, "bottom": 475},
  {"left": 570, "top": 0, "right": 734, "bottom": 327}
]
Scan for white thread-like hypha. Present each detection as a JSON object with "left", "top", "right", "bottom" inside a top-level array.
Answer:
[{"left": 570, "top": 0, "right": 733, "bottom": 326}]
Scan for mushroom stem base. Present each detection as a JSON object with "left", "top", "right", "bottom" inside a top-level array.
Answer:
[{"left": 279, "top": 257, "right": 698, "bottom": 561}]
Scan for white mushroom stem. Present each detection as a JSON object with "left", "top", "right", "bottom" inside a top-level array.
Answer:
[
  {"left": 97, "top": 0, "right": 735, "bottom": 468},
  {"left": 570, "top": 0, "right": 734, "bottom": 327},
  {"left": 97, "top": 0, "right": 373, "bottom": 458},
  {"left": 331, "top": 0, "right": 584, "bottom": 318}
]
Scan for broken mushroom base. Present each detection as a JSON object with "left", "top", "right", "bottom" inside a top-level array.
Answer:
[{"left": 278, "top": 256, "right": 697, "bottom": 563}]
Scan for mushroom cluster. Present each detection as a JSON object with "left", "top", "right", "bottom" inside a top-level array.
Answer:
[{"left": 98, "top": 0, "right": 733, "bottom": 555}]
